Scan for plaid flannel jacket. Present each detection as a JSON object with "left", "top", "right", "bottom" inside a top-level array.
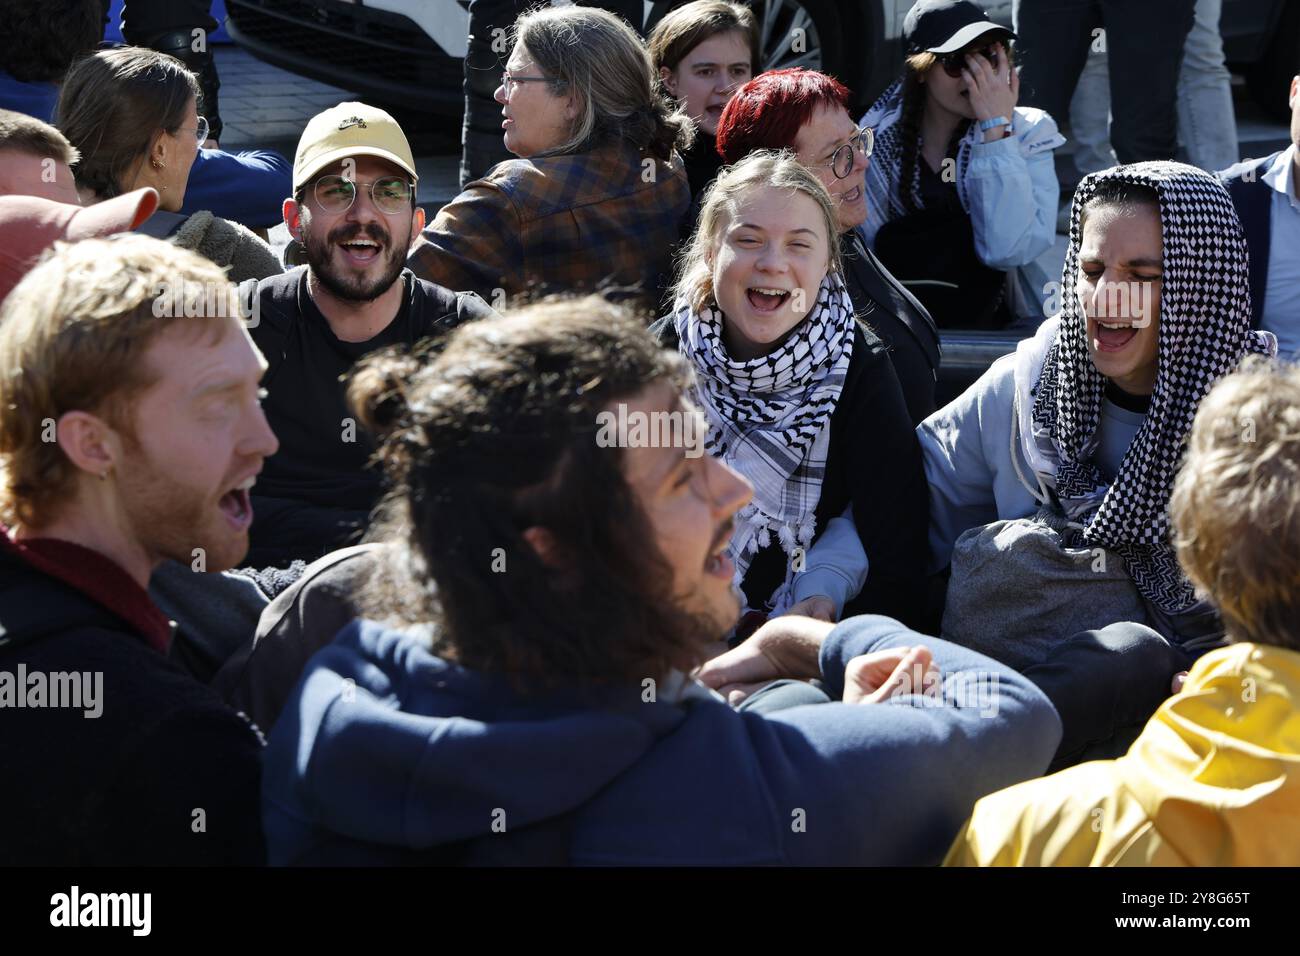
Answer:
[{"left": 408, "top": 142, "right": 690, "bottom": 308}]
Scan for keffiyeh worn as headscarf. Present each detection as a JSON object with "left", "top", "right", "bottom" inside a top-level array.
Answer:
[
  {"left": 673, "top": 273, "right": 856, "bottom": 604},
  {"left": 1029, "top": 161, "right": 1276, "bottom": 614}
]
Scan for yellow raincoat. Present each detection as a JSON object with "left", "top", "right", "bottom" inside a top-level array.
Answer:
[{"left": 945, "top": 642, "right": 1300, "bottom": 866}]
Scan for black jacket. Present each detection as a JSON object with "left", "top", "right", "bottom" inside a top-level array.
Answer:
[
  {"left": 651, "top": 316, "right": 930, "bottom": 628},
  {"left": 241, "top": 267, "right": 495, "bottom": 566},
  {"left": 840, "top": 230, "right": 941, "bottom": 426},
  {"left": 0, "top": 543, "right": 265, "bottom": 865}
]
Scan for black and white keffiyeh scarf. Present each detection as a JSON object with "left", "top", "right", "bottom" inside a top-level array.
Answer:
[
  {"left": 1029, "top": 161, "right": 1276, "bottom": 614},
  {"left": 858, "top": 79, "right": 1065, "bottom": 243},
  {"left": 673, "top": 273, "right": 856, "bottom": 602},
  {"left": 861, "top": 79, "right": 979, "bottom": 228}
]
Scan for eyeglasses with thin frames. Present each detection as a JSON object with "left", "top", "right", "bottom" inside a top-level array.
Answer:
[
  {"left": 806, "top": 126, "right": 874, "bottom": 180},
  {"left": 175, "top": 115, "right": 210, "bottom": 143},
  {"left": 310, "top": 174, "right": 416, "bottom": 215},
  {"left": 500, "top": 70, "right": 562, "bottom": 97}
]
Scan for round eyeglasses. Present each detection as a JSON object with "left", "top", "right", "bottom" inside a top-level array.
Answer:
[
  {"left": 808, "top": 126, "right": 874, "bottom": 180},
  {"left": 311, "top": 174, "right": 416, "bottom": 215}
]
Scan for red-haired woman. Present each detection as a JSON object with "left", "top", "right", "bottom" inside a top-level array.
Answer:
[{"left": 716, "top": 68, "right": 940, "bottom": 425}]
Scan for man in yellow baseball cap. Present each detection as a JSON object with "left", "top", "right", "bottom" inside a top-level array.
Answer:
[
  {"left": 290, "top": 101, "right": 420, "bottom": 196},
  {"left": 242, "top": 102, "right": 494, "bottom": 568}
]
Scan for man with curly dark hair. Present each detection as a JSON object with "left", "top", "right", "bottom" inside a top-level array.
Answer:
[
  {"left": 0, "top": 0, "right": 103, "bottom": 120},
  {"left": 256, "top": 295, "right": 1063, "bottom": 866}
]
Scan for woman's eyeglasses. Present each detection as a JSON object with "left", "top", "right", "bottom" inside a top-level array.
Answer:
[
  {"left": 808, "top": 126, "right": 875, "bottom": 180},
  {"left": 175, "top": 115, "right": 210, "bottom": 143},
  {"left": 500, "top": 70, "right": 561, "bottom": 97},
  {"left": 311, "top": 174, "right": 416, "bottom": 215},
  {"left": 938, "top": 43, "right": 1001, "bottom": 78}
]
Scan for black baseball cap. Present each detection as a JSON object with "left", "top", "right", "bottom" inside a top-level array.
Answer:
[{"left": 903, "top": 0, "right": 1015, "bottom": 54}]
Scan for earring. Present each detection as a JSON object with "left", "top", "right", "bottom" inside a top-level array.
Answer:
[{"left": 151, "top": 159, "right": 165, "bottom": 170}]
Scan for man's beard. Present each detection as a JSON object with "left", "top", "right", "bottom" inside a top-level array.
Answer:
[
  {"left": 303, "top": 219, "right": 408, "bottom": 303},
  {"left": 116, "top": 443, "right": 248, "bottom": 573}
]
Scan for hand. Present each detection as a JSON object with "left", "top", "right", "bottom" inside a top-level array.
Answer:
[
  {"left": 784, "top": 594, "right": 836, "bottom": 622},
  {"left": 962, "top": 42, "right": 1018, "bottom": 133},
  {"left": 695, "top": 614, "right": 834, "bottom": 704},
  {"left": 842, "top": 645, "right": 938, "bottom": 705},
  {"left": 1171, "top": 670, "right": 1189, "bottom": 694}
]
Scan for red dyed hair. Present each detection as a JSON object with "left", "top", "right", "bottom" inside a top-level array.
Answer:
[{"left": 715, "top": 68, "right": 852, "bottom": 164}]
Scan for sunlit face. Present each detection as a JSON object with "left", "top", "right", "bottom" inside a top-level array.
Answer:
[
  {"left": 661, "top": 30, "right": 753, "bottom": 137},
  {"left": 1077, "top": 201, "right": 1164, "bottom": 396},
  {"left": 287, "top": 155, "right": 424, "bottom": 304},
  {"left": 617, "top": 381, "right": 753, "bottom": 640},
  {"left": 0, "top": 150, "right": 79, "bottom": 204},
  {"left": 792, "top": 103, "right": 867, "bottom": 232},
  {"left": 158, "top": 95, "right": 202, "bottom": 211},
  {"left": 709, "top": 184, "right": 832, "bottom": 360},
  {"left": 494, "top": 44, "right": 577, "bottom": 157},
  {"left": 114, "top": 318, "right": 279, "bottom": 572}
]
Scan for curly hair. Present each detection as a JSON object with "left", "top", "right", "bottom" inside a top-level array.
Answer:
[
  {"left": 348, "top": 295, "right": 720, "bottom": 689},
  {"left": 0, "top": 0, "right": 103, "bottom": 84},
  {"left": 1171, "top": 357, "right": 1300, "bottom": 651}
]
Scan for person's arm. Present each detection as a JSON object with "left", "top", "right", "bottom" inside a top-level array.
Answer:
[
  {"left": 739, "top": 614, "right": 1061, "bottom": 866},
  {"left": 407, "top": 182, "right": 523, "bottom": 301},
  {"left": 917, "top": 357, "right": 1010, "bottom": 574},
  {"left": 964, "top": 109, "right": 1065, "bottom": 270},
  {"left": 788, "top": 505, "right": 867, "bottom": 620},
  {"left": 180, "top": 148, "right": 294, "bottom": 230}
]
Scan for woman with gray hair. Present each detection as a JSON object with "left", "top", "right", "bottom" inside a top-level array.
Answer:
[{"left": 408, "top": 5, "right": 692, "bottom": 310}]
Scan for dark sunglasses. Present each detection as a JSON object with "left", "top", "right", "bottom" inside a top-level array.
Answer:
[{"left": 937, "top": 43, "right": 1001, "bottom": 79}]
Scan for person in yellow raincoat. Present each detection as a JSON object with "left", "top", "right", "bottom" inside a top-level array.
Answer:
[{"left": 946, "top": 357, "right": 1300, "bottom": 866}]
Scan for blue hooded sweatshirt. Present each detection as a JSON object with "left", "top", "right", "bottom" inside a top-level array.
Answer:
[{"left": 263, "top": 614, "right": 1061, "bottom": 865}]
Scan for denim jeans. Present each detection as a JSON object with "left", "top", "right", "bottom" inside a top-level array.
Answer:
[{"left": 1065, "top": 0, "right": 1238, "bottom": 175}]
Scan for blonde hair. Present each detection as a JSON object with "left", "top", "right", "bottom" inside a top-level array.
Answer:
[
  {"left": 0, "top": 234, "right": 236, "bottom": 529},
  {"left": 1170, "top": 356, "right": 1300, "bottom": 650},
  {"left": 514, "top": 5, "right": 692, "bottom": 161},
  {"left": 672, "top": 148, "right": 843, "bottom": 312}
]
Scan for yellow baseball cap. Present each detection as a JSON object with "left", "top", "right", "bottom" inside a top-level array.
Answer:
[{"left": 293, "top": 102, "right": 418, "bottom": 193}]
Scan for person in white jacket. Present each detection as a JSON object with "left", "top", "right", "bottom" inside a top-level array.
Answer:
[{"left": 860, "top": 1, "right": 1064, "bottom": 326}]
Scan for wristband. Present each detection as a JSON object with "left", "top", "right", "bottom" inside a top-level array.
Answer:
[{"left": 979, "top": 115, "right": 1010, "bottom": 132}]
